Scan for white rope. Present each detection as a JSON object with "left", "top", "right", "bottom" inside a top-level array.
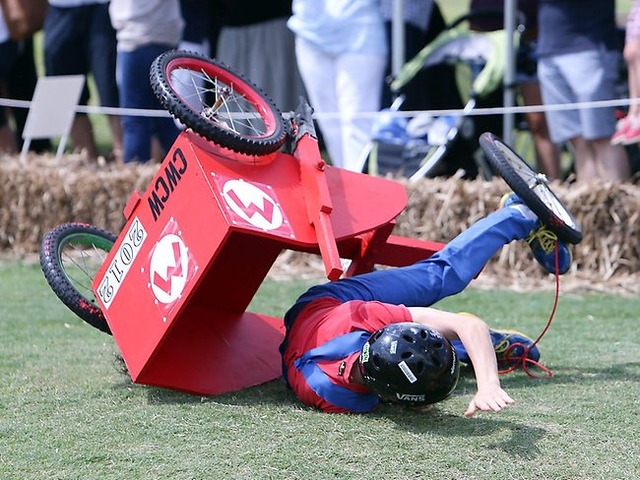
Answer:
[{"left": 1, "top": 95, "right": 639, "bottom": 121}]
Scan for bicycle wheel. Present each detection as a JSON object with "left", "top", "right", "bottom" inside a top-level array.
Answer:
[
  {"left": 40, "top": 223, "right": 116, "bottom": 334},
  {"left": 150, "top": 50, "right": 286, "bottom": 157},
  {"left": 479, "top": 132, "right": 583, "bottom": 244}
]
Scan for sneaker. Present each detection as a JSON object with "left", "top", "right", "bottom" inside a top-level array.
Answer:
[
  {"left": 611, "top": 117, "right": 630, "bottom": 145},
  {"left": 500, "top": 193, "right": 572, "bottom": 275},
  {"left": 526, "top": 227, "right": 572, "bottom": 275},
  {"left": 499, "top": 192, "right": 523, "bottom": 209},
  {"left": 490, "top": 328, "right": 540, "bottom": 367}
]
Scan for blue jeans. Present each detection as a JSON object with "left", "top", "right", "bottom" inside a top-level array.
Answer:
[
  {"left": 117, "top": 44, "right": 180, "bottom": 163},
  {"left": 285, "top": 206, "right": 538, "bottom": 327}
]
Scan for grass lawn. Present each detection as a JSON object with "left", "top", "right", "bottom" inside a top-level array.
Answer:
[
  {"left": 8, "top": 6, "right": 637, "bottom": 478},
  {"left": 1, "top": 260, "right": 639, "bottom": 479}
]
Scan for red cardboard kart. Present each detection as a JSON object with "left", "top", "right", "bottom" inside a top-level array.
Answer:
[
  {"left": 89, "top": 122, "right": 442, "bottom": 396},
  {"left": 39, "top": 51, "right": 582, "bottom": 397}
]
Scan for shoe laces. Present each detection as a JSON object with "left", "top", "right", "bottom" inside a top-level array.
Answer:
[
  {"left": 493, "top": 333, "right": 533, "bottom": 366},
  {"left": 526, "top": 227, "right": 558, "bottom": 254},
  {"left": 498, "top": 341, "right": 552, "bottom": 377},
  {"left": 494, "top": 331, "right": 552, "bottom": 378},
  {"left": 493, "top": 332, "right": 517, "bottom": 356}
]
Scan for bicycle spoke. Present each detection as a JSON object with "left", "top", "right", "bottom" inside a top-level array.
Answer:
[
  {"left": 497, "top": 142, "right": 550, "bottom": 190},
  {"left": 216, "top": 83, "right": 265, "bottom": 136},
  {"left": 533, "top": 186, "right": 577, "bottom": 227},
  {"left": 480, "top": 132, "right": 582, "bottom": 244},
  {"left": 171, "top": 66, "right": 267, "bottom": 138},
  {"left": 60, "top": 242, "right": 106, "bottom": 301},
  {"left": 153, "top": 51, "right": 285, "bottom": 156}
]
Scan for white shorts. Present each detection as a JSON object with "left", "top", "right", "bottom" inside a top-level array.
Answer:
[{"left": 538, "top": 48, "right": 620, "bottom": 143}]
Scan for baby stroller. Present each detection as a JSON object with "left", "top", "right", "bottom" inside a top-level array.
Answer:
[{"left": 362, "top": 22, "right": 519, "bottom": 181}]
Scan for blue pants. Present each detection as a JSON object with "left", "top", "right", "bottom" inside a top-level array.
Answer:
[
  {"left": 117, "top": 44, "right": 181, "bottom": 163},
  {"left": 286, "top": 206, "right": 537, "bottom": 326}
]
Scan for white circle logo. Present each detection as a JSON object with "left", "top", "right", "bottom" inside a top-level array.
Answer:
[
  {"left": 222, "top": 179, "right": 283, "bottom": 231},
  {"left": 149, "top": 234, "right": 188, "bottom": 304}
]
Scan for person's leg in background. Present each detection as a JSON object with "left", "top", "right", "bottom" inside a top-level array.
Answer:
[
  {"left": 69, "top": 114, "right": 99, "bottom": 160},
  {"left": 7, "top": 37, "right": 51, "bottom": 153},
  {"left": 0, "top": 105, "right": 17, "bottom": 153},
  {"left": 179, "top": 0, "right": 211, "bottom": 56},
  {"left": 591, "top": 138, "right": 630, "bottom": 181},
  {"left": 151, "top": 50, "right": 182, "bottom": 154},
  {"left": 116, "top": 47, "right": 153, "bottom": 163},
  {"left": 539, "top": 55, "right": 597, "bottom": 181},
  {"left": 567, "top": 135, "right": 598, "bottom": 180},
  {"left": 336, "top": 51, "right": 386, "bottom": 172},
  {"left": 0, "top": 39, "right": 18, "bottom": 153},
  {"left": 43, "top": 5, "right": 99, "bottom": 160},
  {"left": 612, "top": 0, "right": 640, "bottom": 145},
  {"left": 87, "top": 3, "right": 122, "bottom": 163},
  {"left": 174, "top": 0, "right": 212, "bottom": 126},
  {"left": 617, "top": 10, "right": 640, "bottom": 174},
  {"left": 620, "top": 36, "right": 640, "bottom": 142},
  {"left": 519, "top": 81, "right": 561, "bottom": 181},
  {"left": 294, "top": 38, "right": 343, "bottom": 168},
  {"left": 539, "top": 51, "right": 630, "bottom": 182},
  {"left": 117, "top": 43, "right": 180, "bottom": 163},
  {"left": 570, "top": 134, "right": 629, "bottom": 182},
  {"left": 576, "top": 49, "right": 630, "bottom": 182}
]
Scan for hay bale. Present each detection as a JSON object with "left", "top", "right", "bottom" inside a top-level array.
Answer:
[
  {"left": 397, "top": 176, "right": 640, "bottom": 293},
  {"left": 270, "top": 174, "right": 640, "bottom": 293},
  {"left": 2, "top": 153, "right": 639, "bottom": 293},
  {"left": 0, "top": 153, "right": 158, "bottom": 253}
]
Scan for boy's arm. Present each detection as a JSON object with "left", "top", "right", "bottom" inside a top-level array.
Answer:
[{"left": 406, "top": 307, "right": 515, "bottom": 417}]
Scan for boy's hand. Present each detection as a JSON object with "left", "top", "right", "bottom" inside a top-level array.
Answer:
[{"left": 464, "top": 387, "right": 515, "bottom": 418}]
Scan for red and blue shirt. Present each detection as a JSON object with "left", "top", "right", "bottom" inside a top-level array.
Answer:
[{"left": 282, "top": 297, "right": 410, "bottom": 413}]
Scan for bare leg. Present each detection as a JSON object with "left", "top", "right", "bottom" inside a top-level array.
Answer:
[
  {"left": 108, "top": 114, "right": 123, "bottom": 164},
  {"left": 624, "top": 39, "right": 640, "bottom": 118},
  {"left": 0, "top": 124, "right": 17, "bottom": 153},
  {"left": 592, "top": 139, "right": 631, "bottom": 181},
  {"left": 572, "top": 135, "right": 630, "bottom": 182},
  {"left": 520, "top": 82, "right": 562, "bottom": 181},
  {"left": 151, "top": 136, "right": 165, "bottom": 162},
  {"left": 569, "top": 136, "right": 598, "bottom": 181},
  {"left": 70, "top": 114, "right": 99, "bottom": 160}
]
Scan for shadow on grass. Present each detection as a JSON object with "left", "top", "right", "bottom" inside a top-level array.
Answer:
[
  {"left": 107, "top": 354, "right": 638, "bottom": 462},
  {"left": 146, "top": 379, "right": 299, "bottom": 408},
  {"left": 543, "top": 361, "right": 640, "bottom": 383},
  {"left": 108, "top": 365, "right": 550, "bottom": 459},
  {"left": 382, "top": 408, "right": 545, "bottom": 459},
  {"left": 110, "top": 355, "right": 640, "bottom": 402},
  {"left": 110, "top": 355, "right": 640, "bottom": 396},
  {"left": 493, "top": 361, "right": 640, "bottom": 389}
]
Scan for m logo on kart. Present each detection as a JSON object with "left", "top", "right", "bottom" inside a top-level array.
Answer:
[
  {"left": 221, "top": 179, "right": 284, "bottom": 231},
  {"left": 149, "top": 234, "right": 189, "bottom": 304}
]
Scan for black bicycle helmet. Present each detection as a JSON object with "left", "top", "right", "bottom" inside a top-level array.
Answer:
[{"left": 359, "top": 322, "right": 460, "bottom": 406}]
